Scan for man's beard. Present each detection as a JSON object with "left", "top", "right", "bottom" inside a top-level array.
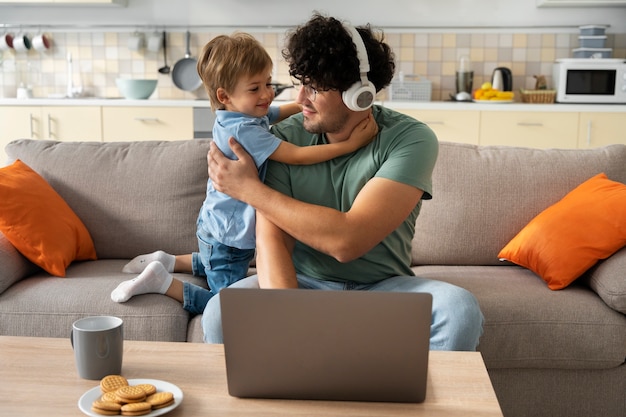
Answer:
[{"left": 302, "top": 108, "right": 350, "bottom": 135}]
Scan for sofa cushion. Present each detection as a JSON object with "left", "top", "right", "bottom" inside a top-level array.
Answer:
[
  {"left": 0, "top": 259, "right": 208, "bottom": 342},
  {"left": 0, "top": 159, "right": 97, "bottom": 276},
  {"left": 0, "top": 232, "right": 39, "bottom": 294},
  {"left": 583, "top": 246, "right": 626, "bottom": 314},
  {"left": 412, "top": 142, "right": 626, "bottom": 266},
  {"left": 498, "top": 173, "right": 626, "bottom": 290},
  {"left": 5, "top": 140, "right": 210, "bottom": 259},
  {"left": 412, "top": 265, "right": 626, "bottom": 370}
]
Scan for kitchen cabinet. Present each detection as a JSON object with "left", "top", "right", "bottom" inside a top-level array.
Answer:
[
  {"left": 389, "top": 108, "right": 480, "bottom": 145},
  {"left": 102, "top": 107, "right": 193, "bottom": 141},
  {"left": 577, "top": 112, "right": 626, "bottom": 148},
  {"left": 536, "top": 0, "right": 626, "bottom": 6},
  {"left": 0, "top": 106, "right": 102, "bottom": 165},
  {"left": 0, "top": 0, "right": 126, "bottom": 5},
  {"left": 479, "top": 111, "right": 579, "bottom": 148},
  {"left": 42, "top": 106, "right": 103, "bottom": 141}
]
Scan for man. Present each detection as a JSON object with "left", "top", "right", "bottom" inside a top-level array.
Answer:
[{"left": 204, "top": 13, "right": 484, "bottom": 351}]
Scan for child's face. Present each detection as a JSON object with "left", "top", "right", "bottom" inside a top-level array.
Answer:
[{"left": 220, "top": 71, "right": 275, "bottom": 117}]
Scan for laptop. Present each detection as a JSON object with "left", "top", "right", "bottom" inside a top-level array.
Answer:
[{"left": 220, "top": 288, "right": 432, "bottom": 403}]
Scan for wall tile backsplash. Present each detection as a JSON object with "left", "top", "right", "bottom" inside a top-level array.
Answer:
[{"left": 1, "top": 29, "right": 624, "bottom": 101}]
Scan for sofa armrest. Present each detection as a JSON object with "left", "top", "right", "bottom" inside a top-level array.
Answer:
[
  {"left": 0, "top": 232, "right": 39, "bottom": 294},
  {"left": 583, "top": 246, "right": 626, "bottom": 315}
]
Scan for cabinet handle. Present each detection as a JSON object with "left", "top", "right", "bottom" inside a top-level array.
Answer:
[
  {"left": 134, "top": 117, "right": 160, "bottom": 123},
  {"left": 517, "top": 122, "right": 544, "bottom": 127},
  {"left": 29, "top": 113, "right": 35, "bottom": 138},
  {"left": 47, "top": 114, "right": 54, "bottom": 138},
  {"left": 586, "top": 120, "right": 592, "bottom": 147}
]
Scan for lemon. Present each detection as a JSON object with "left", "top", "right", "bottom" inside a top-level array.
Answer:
[{"left": 481, "top": 82, "right": 492, "bottom": 90}]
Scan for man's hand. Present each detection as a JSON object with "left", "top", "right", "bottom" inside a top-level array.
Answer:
[{"left": 207, "top": 137, "right": 259, "bottom": 201}]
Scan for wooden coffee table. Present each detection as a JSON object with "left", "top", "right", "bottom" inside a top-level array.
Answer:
[{"left": 0, "top": 336, "right": 503, "bottom": 416}]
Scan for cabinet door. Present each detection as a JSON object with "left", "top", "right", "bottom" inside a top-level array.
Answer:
[
  {"left": 479, "top": 111, "right": 579, "bottom": 149},
  {"left": 577, "top": 112, "right": 626, "bottom": 148},
  {"left": 102, "top": 107, "right": 193, "bottom": 141},
  {"left": 0, "top": 106, "right": 42, "bottom": 166},
  {"left": 42, "top": 107, "right": 102, "bottom": 141},
  {"left": 386, "top": 108, "right": 480, "bottom": 145}
]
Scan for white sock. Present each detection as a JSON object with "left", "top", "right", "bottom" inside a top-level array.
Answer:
[
  {"left": 111, "top": 261, "right": 174, "bottom": 303},
  {"left": 122, "top": 250, "right": 175, "bottom": 273}
]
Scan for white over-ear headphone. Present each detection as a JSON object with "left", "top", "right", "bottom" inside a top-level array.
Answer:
[{"left": 342, "top": 24, "right": 376, "bottom": 111}]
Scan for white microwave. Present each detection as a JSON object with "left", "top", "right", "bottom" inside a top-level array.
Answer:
[{"left": 553, "top": 58, "right": 626, "bottom": 104}]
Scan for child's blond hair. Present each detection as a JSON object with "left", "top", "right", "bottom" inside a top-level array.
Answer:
[{"left": 197, "top": 32, "right": 273, "bottom": 111}]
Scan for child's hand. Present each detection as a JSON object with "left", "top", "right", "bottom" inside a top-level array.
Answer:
[{"left": 346, "top": 114, "right": 379, "bottom": 149}]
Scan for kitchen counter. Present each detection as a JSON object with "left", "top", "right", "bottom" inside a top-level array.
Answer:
[
  {"left": 381, "top": 100, "right": 626, "bottom": 113},
  {"left": 0, "top": 98, "right": 213, "bottom": 107},
  {"left": 1, "top": 98, "right": 625, "bottom": 112}
]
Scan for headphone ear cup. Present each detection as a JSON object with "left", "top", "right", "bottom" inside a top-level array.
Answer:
[{"left": 342, "top": 81, "right": 376, "bottom": 111}]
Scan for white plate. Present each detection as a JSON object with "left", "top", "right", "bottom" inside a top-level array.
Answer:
[
  {"left": 472, "top": 99, "right": 514, "bottom": 104},
  {"left": 78, "top": 378, "right": 183, "bottom": 417}
]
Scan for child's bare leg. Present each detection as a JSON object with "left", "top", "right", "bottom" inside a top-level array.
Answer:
[{"left": 173, "top": 254, "right": 193, "bottom": 274}]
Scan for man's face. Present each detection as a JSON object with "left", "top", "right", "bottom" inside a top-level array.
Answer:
[{"left": 296, "top": 86, "right": 351, "bottom": 137}]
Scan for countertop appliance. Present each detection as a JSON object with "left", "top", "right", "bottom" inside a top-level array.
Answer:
[
  {"left": 491, "top": 67, "right": 512, "bottom": 91},
  {"left": 553, "top": 58, "right": 626, "bottom": 104}
]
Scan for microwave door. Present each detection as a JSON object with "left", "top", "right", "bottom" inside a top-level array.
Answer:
[{"left": 566, "top": 69, "right": 616, "bottom": 95}]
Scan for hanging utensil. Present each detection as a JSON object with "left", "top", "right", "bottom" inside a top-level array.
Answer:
[
  {"left": 158, "top": 30, "right": 170, "bottom": 74},
  {"left": 171, "top": 30, "right": 201, "bottom": 91}
]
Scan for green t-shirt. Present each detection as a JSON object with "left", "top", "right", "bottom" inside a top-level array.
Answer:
[{"left": 267, "top": 105, "right": 438, "bottom": 284}]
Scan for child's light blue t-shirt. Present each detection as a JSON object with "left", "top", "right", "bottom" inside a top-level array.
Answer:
[{"left": 198, "top": 106, "right": 282, "bottom": 250}]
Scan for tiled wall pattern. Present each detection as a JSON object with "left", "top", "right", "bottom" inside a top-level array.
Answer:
[{"left": 1, "top": 30, "right": 625, "bottom": 101}]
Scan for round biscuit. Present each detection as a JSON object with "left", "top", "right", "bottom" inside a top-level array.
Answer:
[
  {"left": 91, "top": 399, "right": 122, "bottom": 415},
  {"left": 115, "top": 385, "right": 147, "bottom": 402},
  {"left": 100, "top": 375, "right": 129, "bottom": 393},
  {"left": 146, "top": 391, "right": 174, "bottom": 408},
  {"left": 101, "top": 391, "right": 124, "bottom": 404},
  {"left": 135, "top": 383, "right": 157, "bottom": 396},
  {"left": 152, "top": 399, "right": 175, "bottom": 409},
  {"left": 92, "top": 400, "right": 122, "bottom": 411},
  {"left": 121, "top": 401, "right": 152, "bottom": 416},
  {"left": 91, "top": 406, "right": 120, "bottom": 416}
]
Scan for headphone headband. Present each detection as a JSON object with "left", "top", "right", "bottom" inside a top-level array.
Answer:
[
  {"left": 341, "top": 23, "right": 376, "bottom": 111},
  {"left": 344, "top": 24, "right": 370, "bottom": 76}
]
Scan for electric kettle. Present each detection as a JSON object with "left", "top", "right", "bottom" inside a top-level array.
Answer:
[{"left": 491, "top": 67, "right": 512, "bottom": 91}]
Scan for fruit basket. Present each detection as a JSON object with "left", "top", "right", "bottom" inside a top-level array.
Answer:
[{"left": 520, "top": 89, "right": 556, "bottom": 104}]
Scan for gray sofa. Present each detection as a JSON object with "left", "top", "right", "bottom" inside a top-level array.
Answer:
[{"left": 1, "top": 138, "right": 625, "bottom": 417}]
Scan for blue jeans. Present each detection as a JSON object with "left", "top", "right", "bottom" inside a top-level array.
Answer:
[
  {"left": 181, "top": 234, "right": 254, "bottom": 315},
  {"left": 201, "top": 274, "right": 484, "bottom": 351}
]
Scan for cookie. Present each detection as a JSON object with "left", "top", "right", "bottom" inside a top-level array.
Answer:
[
  {"left": 115, "top": 385, "right": 147, "bottom": 403},
  {"left": 146, "top": 391, "right": 175, "bottom": 409},
  {"left": 120, "top": 401, "right": 152, "bottom": 416},
  {"left": 100, "top": 375, "right": 129, "bottom": 393},
  {"left": 91, "top": 399, "right": 122, "bottom": 415},
  {"left": 101, "top": 391, "right": 124, "bottom": 404},
  {"left": 135, "top": 383, "right": 157, "bottom": 396}
]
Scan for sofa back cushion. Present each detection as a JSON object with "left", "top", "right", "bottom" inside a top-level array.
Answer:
[
  {"left": 412, "top": 142, "right": 626, "bottom": 266},
  {"left": 5, "top": 140, "right": 210, "bottom": 259}
]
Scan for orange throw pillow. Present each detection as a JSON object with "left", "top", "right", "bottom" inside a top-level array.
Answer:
[
  {"left": 498, "top": 173, "right": 626, "bottom": 290},
  {"left": 0, "top": 160, "right": 96, "bottom": 276}
]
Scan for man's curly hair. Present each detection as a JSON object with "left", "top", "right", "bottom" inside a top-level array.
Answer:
[{"left": 282, "top": 13, "right": 395, "bottom": 93}]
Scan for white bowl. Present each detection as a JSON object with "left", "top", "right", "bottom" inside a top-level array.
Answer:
[{"left": 115, "top": 78, "right": 158, "bottom": 99}]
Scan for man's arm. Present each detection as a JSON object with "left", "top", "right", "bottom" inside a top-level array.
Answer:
[
  {"left": 255, "top": 213, "right": 298, "bottom": 288},
  {"left": 208, "top": 138, "right": 423, "bottom": 262}
]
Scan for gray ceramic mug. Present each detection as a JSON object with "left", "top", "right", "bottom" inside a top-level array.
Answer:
[{"left": 71, "top": 316, "right": 123, "bottom": 380}]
